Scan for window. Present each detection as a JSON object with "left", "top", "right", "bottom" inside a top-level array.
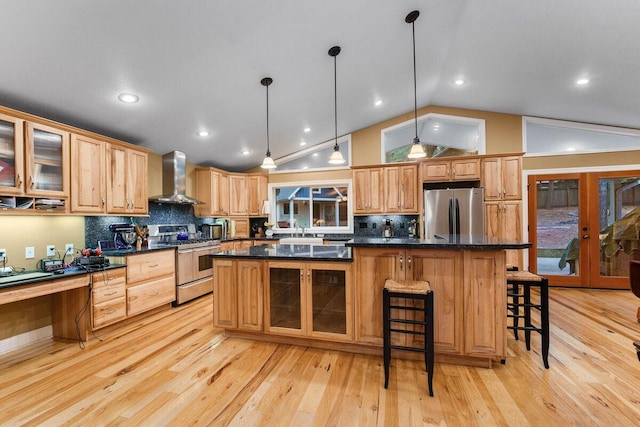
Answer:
[
  {"left": 381, "top": 113, "right": 485, "bottom": 163},
  {"left": 270, "top": 135, "right": 351, "bottom": 173},
  {"left": 524, "top": 116, "right": 640, "bottom": 157},
  {"left": 266, "top": 180, "right": 352, "bottom": 234}
]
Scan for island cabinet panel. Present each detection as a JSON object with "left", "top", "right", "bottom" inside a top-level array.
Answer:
[
  {"left": 237, "top": 261, "right": 264, "bottom": 331},
  {"left": 463, "top": 250, "right": 506, "bottom": 358},
  {"left": 266, "top": 261, "right": 352, "bottom": 341},
  {"left": 213, "top": 259, "right": 238, "bottom": 328}
]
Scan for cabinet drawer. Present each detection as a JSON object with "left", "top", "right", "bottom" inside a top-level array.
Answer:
[
  {"left": 126, "top": 250, "right": 175, "bottom": 284},
  {"left": 92, "top": 297, "right": 126, "bottom": 329},
  {"left": 127, "top": 276, "right": 175, "bottom": 316},
  {"left": 92, "top": 282, "right": 126, "bottom": 304},
  {"left": 92, "top": 268, "right": 126, "bottom": 289}
]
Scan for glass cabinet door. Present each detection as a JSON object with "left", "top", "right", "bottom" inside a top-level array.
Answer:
[
  {"left": 25, "top": 122, "right": 69, "bottom": 196},
  {"left": 310, "top": 268, "right": 347, "bottom": 335},
  {"left": 269, "top": 266, "right": 302, "bottom": 331},
  {"left": 0, "top": 113, "right": 24, "bottom": 194}
]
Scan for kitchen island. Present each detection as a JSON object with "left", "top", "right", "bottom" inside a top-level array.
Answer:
[{"left": 211, "top": 236, "right": 530, "bottom": 367}]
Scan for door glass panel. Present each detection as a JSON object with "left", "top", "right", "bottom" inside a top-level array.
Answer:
[
  {"left": 311, "top": 269, "right": 346, "bottom": 334},
  {"left": 269, "top": 267, "right": 301, "bottom": 329},
  {"left": 32, "top": 129, "right": 63, "bottom": 191},
  {"left": 0, "top": 119, "right": 16, "bottom": 188},
  {"left": 598, "top": 176, "right": 640, "bottom": 277},
  {"left": 535, "top": 179, "right": 581, "bottom": 275}
]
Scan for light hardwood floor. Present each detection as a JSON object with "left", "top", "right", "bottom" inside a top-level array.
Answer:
[{"left": 1, "top": 288, "right": 640, "bottom": 426}]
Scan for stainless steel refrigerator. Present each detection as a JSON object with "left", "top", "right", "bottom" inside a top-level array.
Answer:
[{"left": 423, "top": 188, "right": 484, "bottom": 239}]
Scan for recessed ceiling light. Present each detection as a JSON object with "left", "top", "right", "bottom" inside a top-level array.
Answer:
[
  {"left": 300, "top": 141, "right": 307, "bottom": 146},
  {"left": 304, "top": 127, "right": 311, "bottom": 133},
  {"left": 241, "top": 149, "right": 251, "bottom": 155},
  {"left": 197, "top": 130, "right": 210, "bottom": 137},
  {"left": 576, "top": 78, "right": 590, "bottom": 86},
  {"left": 312, "top": 153, "right": 318, "bottom": 157},
  {"left": 302, "top": 166, "right": 308, "bottom": 170},
  {"left": 454, "top": 79, "right": 465, "bottom": 86},
  {"left": 118, "top": 93, "right": 139, "bottom": 103},
  {"left": 374, "top": 100, "right": 383, "bottom": 106}
]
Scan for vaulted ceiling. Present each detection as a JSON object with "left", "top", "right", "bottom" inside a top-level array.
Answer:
[{"left": 1, "top": 1, "right": 638, "bottom": 171}]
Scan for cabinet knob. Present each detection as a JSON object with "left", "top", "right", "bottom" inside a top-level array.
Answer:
[
  {"left": 399, "top": 255, "right": 403, "bottom": 270},
  {"left": 408, "top": 255, "right": 412, "bottom": 270},
  {"left": 30, "top": 176, "right": 34, "bottom": 188},
  {"left": 16, "top": 174, "right": 22, "bottom": 186}
]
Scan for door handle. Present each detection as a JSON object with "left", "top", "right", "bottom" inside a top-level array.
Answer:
[
  {"left": 582, "top": 234, "right": 589, "bottom": 239},
  {"left": 399, "top": 255, "right": 403, "bottom": 270},
  {"left": 408, "top": 255, "right": 412, "bottom": 270}
]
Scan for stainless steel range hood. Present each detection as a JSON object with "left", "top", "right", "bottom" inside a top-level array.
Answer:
[{"left": 149, "top": 151, "right": 202, "bottom": 204}]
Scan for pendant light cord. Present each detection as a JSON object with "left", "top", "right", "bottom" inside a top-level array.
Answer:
[
  {"left": 412, "top": 19, "right": 418, "bottom": 142},
  {"left": 333, "top": 53, "right": 338, "bottom": 149},
  {"left": 266, "top": 82, "right": 271, "bottom": 156}
]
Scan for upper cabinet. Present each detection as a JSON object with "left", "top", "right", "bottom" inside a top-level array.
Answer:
[
  {"left": 106, "top": 143, "right": 148, "bottom": 215},
  {"left": 195, "top": 167, "right": 268, "bottom": 218},
  {"left": 247, "top": 174, "right": 268, "bottom": 216},
  {"left": 71, "top": 134, "right": 106, "bottom": 214},
  {"left": 195, "top": 168, "right": 229, "bottom": 217},
  {"left": 421, "top": 158, "right": 480, "bottom": 182},
  {"left": 228, "top": 174, "right": 248, "bottom": 216},
  {"left": 0, "top": 113, "right": 24, "bottom": 195},
  {"left": 481, "top": 155, "right": 522, "bottom": 201},
  {"left": 24, "top": 121, "right": 70, "bottom": 198},
  {"left": 353, "top": 165, "right": 418, "bottom": 215}
]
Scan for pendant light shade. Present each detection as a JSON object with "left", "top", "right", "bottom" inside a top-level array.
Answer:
[
  {"left": 328, "top": 45, "right": 346, "bottom": 165},
  {"left": 406, "top": 10, "right": 426, "bottom": 159},
  {"left": 260, "top": 77, "right": 277, "bottom": 169}
]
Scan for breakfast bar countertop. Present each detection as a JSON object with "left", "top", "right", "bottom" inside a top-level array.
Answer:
[
  {"left": 345, "top": 235, "right": 532, "bottom": 250},
  {"left": 210, "top": 243, "right": 352, "bottom": 262}
]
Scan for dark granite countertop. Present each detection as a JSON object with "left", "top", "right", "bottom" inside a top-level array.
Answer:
[
  {"left": 210, "top": 243, "right": 352, "bottom": 262},
  {"left": 0, "top": 264, "right": 126, "bottom": 290},
  {"left": 100, "top": 246, "right": 178, "bottom": 256},
  {"left": 346, "top": 235, "right": 532, "bottom": 250}
]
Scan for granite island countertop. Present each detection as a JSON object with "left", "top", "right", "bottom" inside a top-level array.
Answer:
[
  {"left": 346, "top": 235, "right": 531, "bottom": 250},
  {"left": 210, "top": 243, "right": 352, "bottom": 262}
]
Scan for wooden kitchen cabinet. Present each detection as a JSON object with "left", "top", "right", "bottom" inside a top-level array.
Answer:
[
  {"left": 126, "top": 250, "right": 175, "bottom": 316},
  {"left": 70, "top": 134, "right": 106, "bottom": 214},
  {"left": 353, "top": 167, "right": 383, "bottom": 214},
  {"left": 195, "top": 168, "right": 230, "bottom": 217},
  {"left": 91, "top": 267, "right": 126, "bottom": 329},
  {"left": 482, "top": 155, "right": 522, "bottom": 201},
  {"left": 384, "top": 165, "right": 419, "bottom": 213},
  {"left": 24, "top": 121, "right": 70, "bottom": 198},
  {"left": 247, "top": 174, "right": 268, "bottom": 216},
  {"left": 106, "top": 143, "right": 148, "bottom": 215},
  {"left": 213, "top": 259, "right": 264, "bottom": 331},
  {"left": 231, "top": 218, "right": 250, "bottom": 238},
  {"left": 485, "top": 200, "right": 523, "bottom": 267},
  {"left": 266, "top": 261, "right": 352, "bottom": 341},
  {"left": 228, "top": 174, "right": 248, "bottom": 216},
  {"left": 421, "top": 158, "right": 480, "bottom": 182},
  {"left": 0, "top": 112, "right": 24, "bottom": 195}
]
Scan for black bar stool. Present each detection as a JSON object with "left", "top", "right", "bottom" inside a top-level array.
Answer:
[
  {"left": 506, "top": 271, "right": 550, "bottom": 369},
  {"left": 383, "top": 278, "right": 434, "bottom": 396}
]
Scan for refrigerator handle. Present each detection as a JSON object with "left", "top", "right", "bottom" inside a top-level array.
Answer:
[
  {"left": 448, "top": 198, "right": 454, "bottom": 235},
  {"left": 455, "top": 198, "right": 461, "bottom": 236}
]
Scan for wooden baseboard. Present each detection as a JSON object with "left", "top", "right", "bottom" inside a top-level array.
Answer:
[{"left": 0, "top": 325, "right": 52, "bottom": 355}]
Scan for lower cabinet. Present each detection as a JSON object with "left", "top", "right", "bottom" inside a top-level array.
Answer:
[
  {"left": 126, "top": 250, "right": 176, "bottom": 316},
  {"left": 91, "top": 267, "right": 127, "bottom": 329},
  {"left": 266, "top": 261, "right": 352, "bottom": 341},
  {"left": 354, "top": 247, "right": 505, "bottom": 359},
  {"left": 213, "top": 259, "right": 264, "bottom": 331}
]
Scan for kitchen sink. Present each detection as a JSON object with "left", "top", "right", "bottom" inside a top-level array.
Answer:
[{"left": 278, "top": 237, "right": 324, "bottom": 245}]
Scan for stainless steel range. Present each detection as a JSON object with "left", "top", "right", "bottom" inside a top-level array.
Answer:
[{"left": 147, "top": 224, "right": 221, "bottom": 305}]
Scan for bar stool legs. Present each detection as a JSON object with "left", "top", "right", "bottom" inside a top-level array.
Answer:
[{"left": 383, "top": 279, "right": 434, "bottom": 396}]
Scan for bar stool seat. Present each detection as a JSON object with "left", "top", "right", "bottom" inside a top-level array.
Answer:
[
  {"left": 383, "top": 278, "right": 434, "bottom": 396},
  {"left": 506, "top": 271, "right": 550, "bottom": 369}
]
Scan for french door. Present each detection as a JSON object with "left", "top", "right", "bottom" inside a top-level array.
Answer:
[{"left": 528, "top": 170, "right": 640, "bottom": 289}]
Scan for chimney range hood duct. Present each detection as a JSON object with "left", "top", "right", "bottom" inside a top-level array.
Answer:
[{"left": 149, "top": 151, "right": 202, "bottom": 204}]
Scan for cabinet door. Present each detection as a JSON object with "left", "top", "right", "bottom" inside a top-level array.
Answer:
[
  {"left": 70, "top": 134, "right": 106, "bottom": 213},
  {"left": 400, "top": 165, "right": 418, "bottom": 213},
  {"left": 502, "top": 156, "right": 522, "bottom": 200},
  {"left": 481, "top": 157, "right": 503, "bottom": 201},
  {"left": 126, "top": 275, "right": 175, "bottom": 317},
  {"left": 213, "top": 259, "right": 238, "bottom": 328},
  {"left": 463, "top": 250, "right": 506, "bottom": 358},
  {"left": 195, "top": 169, "right": 215, "bottom": 217},
  {"left": 267, "top": 262, "right": 304, "bottom": 335},
  {"left": 353, "top": 169, "right": 370, "bottom": 213},
  {"left": 237, "top": 261, "right": 264, "bottom": 331},
  {"left": 353, "top": 168, "right": 383, "bottom": 214},
  {"left": 422, "top": 160, "right": 451, "bottom": 182},
  {"left": 308, "top": 262, "right": 352, "bottom": 340},
  {"left": 24, "top": 121, "right": 69, "bottom": 197},
  {"left": 503, "top": 201, "right": 523, "bottom": 268},
  {"left": 384, "top": 167, "right": 401, "bottom": 212},
  {"left": 451, "top": 158, "right": 480, "bottom": 181},
  {"left": 106, "top": 143, "right": 128, "bottom": 213},
  {"left": 354, "top": 248, "right": 403, "bottom": 345},
  {"left": 408, "top": 250, "right": 463, "bottom": 354},
  {"left": 127, "top": 149, "right": 148, "bottom": 214},
  {"left": 219, "top": 173, "right": 229, "bottom": 216},
  {"left": 228, "top": 174, "right": 248, "bottom": 216},
  {"left": 247, "top": 175, "right": 267, "bottom": 216},
  {"left": 0, "top": 113, "right": 24, "bottom": 194},
  {"left": 484, "top": 202, "right": 502, "bottom": 239}
]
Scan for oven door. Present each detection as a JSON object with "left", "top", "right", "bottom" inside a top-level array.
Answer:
[{"left": 193, "top": 246, "right": 215, "bottom": 281}]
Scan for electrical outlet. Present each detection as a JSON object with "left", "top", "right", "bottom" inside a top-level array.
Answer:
[
  {"left": 65, "top": 243, "right": 74, "bottom": 254},
  {"left": 46, "top": 245, "right": 56, "bottom": 257},
  {"left": 0, "top": 249, "right": 6, "bottom": 262},
  {"left": 25, "top": 247, "right": 35, "bottom": 259}
]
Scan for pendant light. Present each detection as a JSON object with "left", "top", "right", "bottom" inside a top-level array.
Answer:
[
  {"left": 406, "top": 10, "right": 427, "bottom": 159},
  {"left": 260, "top": 77, "right": 277, "bottom": 169},
  {"left": 328, "top": 46, "right": 346, "bottom": 165}
]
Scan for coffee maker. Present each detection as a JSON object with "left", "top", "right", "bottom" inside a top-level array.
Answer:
[{"left": 382, "top": 219, "right": 394, "bottom": 238}]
